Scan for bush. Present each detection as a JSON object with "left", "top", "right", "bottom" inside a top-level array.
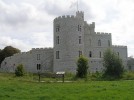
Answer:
[
  {"left": 123, "top": 71, "right": 134, "bottom": 80},
  {"left": 103, "top": 49, "right": 124, "bottom": 79},
  {"left": 76, "top": 55, "right": 89, "bottom": 78},
  {"left": 15, "top": 64, "right": 24, "bottom": 77}
]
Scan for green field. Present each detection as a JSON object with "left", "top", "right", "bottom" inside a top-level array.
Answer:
[{"left": 0, "top": 73, "right": 134, "bottom": 100}]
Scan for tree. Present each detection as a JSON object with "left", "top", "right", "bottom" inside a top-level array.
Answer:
[
  {"left": 103, "top": 49, "right": 124, "bottom": 79},
  {"left": 76, "top": 55, "right": 89, "bottom": 78},
  {"left": 0, "top": 46, "right": 20, "bottom": 65},
  {"left": 15, "top": 64, "right": 24, "bottom": 76}
]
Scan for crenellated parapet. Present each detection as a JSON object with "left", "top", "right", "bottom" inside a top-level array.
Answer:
[
  {"left": 112, "top": 45, "right": 127, "bottom": 48},
  {"left": 54, "top": 15, "right": 75, "bottom": 21},
  {"left": 95, "top": 32, "right": 111, "bottom": 36},
  {"left": 31, "top": 47, "right": 53, "bottom": 52},
  {"left": 12, "top": 52, "right": 29, "bottom": 57},
  {"left": 76, "top": 11, "right": 84, "bottom": 15}
]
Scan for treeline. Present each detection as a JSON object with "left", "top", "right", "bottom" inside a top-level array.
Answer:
[{"left": 0, "top": 46, "right": 20, "bottom": 65}]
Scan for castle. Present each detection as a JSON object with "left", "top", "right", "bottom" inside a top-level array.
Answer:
[{"left": 0, "top": 11, "right": 128, "bottom": 73}]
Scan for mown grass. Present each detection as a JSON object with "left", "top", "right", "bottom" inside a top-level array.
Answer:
[{"left": 0, "top": 73, "right": 134, "bottom": 100}]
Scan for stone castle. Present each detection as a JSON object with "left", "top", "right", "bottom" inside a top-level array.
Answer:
[{"left": 0, "top": 11, "right": 128, "bottom": 73}]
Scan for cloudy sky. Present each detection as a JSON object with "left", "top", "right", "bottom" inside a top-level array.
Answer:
[{"left": 0, "top": 0, "right": 134, "bottom": 57}]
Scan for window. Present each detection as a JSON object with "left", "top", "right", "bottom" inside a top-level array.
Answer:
[
  {"left": 56, "top": 25, "right": 60, "bottom": 32},
  {"left": 79, "top": 51, "right": 82, "bottom": 57},
  {"left": 37, "top": 64, "right": 41, "bottom": 70},
  {"left": 89, "top": 39, "right": 91, "bottom": 46},
  {"left": 89, "top": 51, "right": 92, "bottom": 57},
  {"left": 5, "top": 62, "right": 7, "bottom": 65},
  {"left": 37, "top": 54, "right": 40, "bottom": 60},
  {"left": 98, "top": 40, "right": 101, "bottom": 46},
  {"left": 78, "top": 25, "right": 81, "bottom": 32},
  {"left": 129, "top": 66, "right": 132, "bottom": 70},
  {"left": 99, "top": 51, "right": 101, "bottom": 58},
  {"left": 56, "top": 51, "right": 60, "bottom": 59},
  {"left": 56, "top": 36, "right": 60, "bottom": 44},
  {"left": 79, "top": 36, "right": 82, "bottom": 44},
  {"left": 117, "top": 52, "right": 119, "bottom": 56},
  {"left": 108, "top": 40, "right": 110, "bottom": 46}
]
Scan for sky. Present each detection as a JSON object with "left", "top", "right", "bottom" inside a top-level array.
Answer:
[{"left": 0, "top": 0, "right": 134, "bottom": 57}]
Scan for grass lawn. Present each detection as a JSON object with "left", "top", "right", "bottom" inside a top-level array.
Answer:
[{"left": 0, "top": 73, "right": 134, "bottom": 100}]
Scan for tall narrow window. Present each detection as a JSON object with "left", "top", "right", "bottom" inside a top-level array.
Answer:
[
  {"left": 79, "top": 51, "right": 82, "bottom": 57},
  {"left": 37, "top": 54, "right": 40, "bottom": 60},
  {"left": 78, "top": 25, "right": 81, "bottom": 32},
  {"left": 89, "top": 51, "right": 92, "bottom": 57},
  {"left": 98, "top": 40, "right": 101, "bottom": 46},
  {"left": 56, "top": 25, "right": 60, "bottom": 32},
  {"left": 37, "top": 64, "right": 41, "bottom": 70},
  {"left": 99, "top": 52, "right": 101, "bottom": 58},
  {"left": 108, "top": 40, "right": 110, "bottom": 46},
  {"left": 89, "top": 39, "right": 91, "bottom": 46},
  {"left": 117, "top": 52, "right": 119, "bottom": 56},
  {"left": 79, "top": 36, "right": 82, "bottom": 44},
  {"left": 56, "top": 51, "right": 60, "bottom": 59},
  {"left": 56, "top": 36, "right": 59, "bottom": 44}
]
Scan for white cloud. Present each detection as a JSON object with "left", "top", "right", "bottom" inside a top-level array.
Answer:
[{"left": 0, "top": 0, "right": 134, "bottom": 57}]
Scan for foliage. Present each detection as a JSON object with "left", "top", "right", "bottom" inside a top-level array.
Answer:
[
  {"left": 103, "top": 49, "right": 124, "bottom": 79},
  {"left": 76, "top": 55, "right": 89, "bottom": 78},
  {"left": 122, "top": 71, "right": 134, "bottom": 80},
  {"left": 15, "top": 64, "right": 25, "bottom": 77},
  {"left": 0, "top": 46, "right": 20, "bottom": 65},
  {"left": 90, "top": 72, "right": 103, "bottom": 81}
]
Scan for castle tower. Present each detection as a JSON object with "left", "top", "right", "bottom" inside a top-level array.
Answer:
[{"left": 53, "top": 11, "right": 85, "bottom": 72}]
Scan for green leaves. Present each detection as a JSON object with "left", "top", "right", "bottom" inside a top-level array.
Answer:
[
  {"left": 103, "top": 49, "right": 124, "bottom": 79},
  {"left": 15, "top": 64, "right": 24, "bottom": 77},
  {"left": 76, "top": 55, "right": 89, "bottom": 78},
  {"left": 0, "top": 46, "right": 20, "bottom": 65}
]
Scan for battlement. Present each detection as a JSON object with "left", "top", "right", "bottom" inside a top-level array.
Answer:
[
  {"left": 32, "top": 47, "right": 53, "bottom": 51},
  {"left": 76, "top": 11, "right": 84, "bottom": 14},
  {"left": 13, "top": 52, "right": 29, "bottom": 56},
  {"left": 54, "top": 15, "right": 75, "bottom": 21},
  {"left": 112, "top": 45, "right": 127, "bottom": 48},
  {"left": 95, "top": 32, "right": 111, "bottom": 35}
]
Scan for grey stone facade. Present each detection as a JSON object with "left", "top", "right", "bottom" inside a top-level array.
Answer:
[
  {"left": 53, "top": 11, "right": 127, "bottom": 73},
  {"left": 0, "top": 11, "right": 128, "bottom": 73}
]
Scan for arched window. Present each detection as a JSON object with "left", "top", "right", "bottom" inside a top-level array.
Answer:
[{"left": 98, "top": 40, "right": 101, "bottom": 46}]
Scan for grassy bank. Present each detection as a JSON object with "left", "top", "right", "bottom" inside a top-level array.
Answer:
[{"left": 0, "top": 73, "right": 134, "bottom": 100}]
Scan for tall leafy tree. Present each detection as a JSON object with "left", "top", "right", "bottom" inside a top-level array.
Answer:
[
  {"left": 0, "top": 46, "right": 20, "bottom": 65},
  {"left": 103, "top": 49, "right": 124, "bottom": 79},
  {"left": 76, "top": 55, "right": 89, "bottom": 78}
]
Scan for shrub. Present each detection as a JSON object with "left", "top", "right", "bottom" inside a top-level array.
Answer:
[
  {"left": 15, "top": 64, "right": 24, "bottom": 77},
  {"left": 103, "top": 49, "right": 124, "bottom": 79},
  {"left": 76, "top": 55, "right": 89, "bottom": 78}
]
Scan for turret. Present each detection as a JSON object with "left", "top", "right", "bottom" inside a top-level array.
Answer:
[
  {"left": 76, "top": 11, "right": 84, "bottom": 20},
  {"left": 53, "top": 11, "right": 85, "bottom": 72}
]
